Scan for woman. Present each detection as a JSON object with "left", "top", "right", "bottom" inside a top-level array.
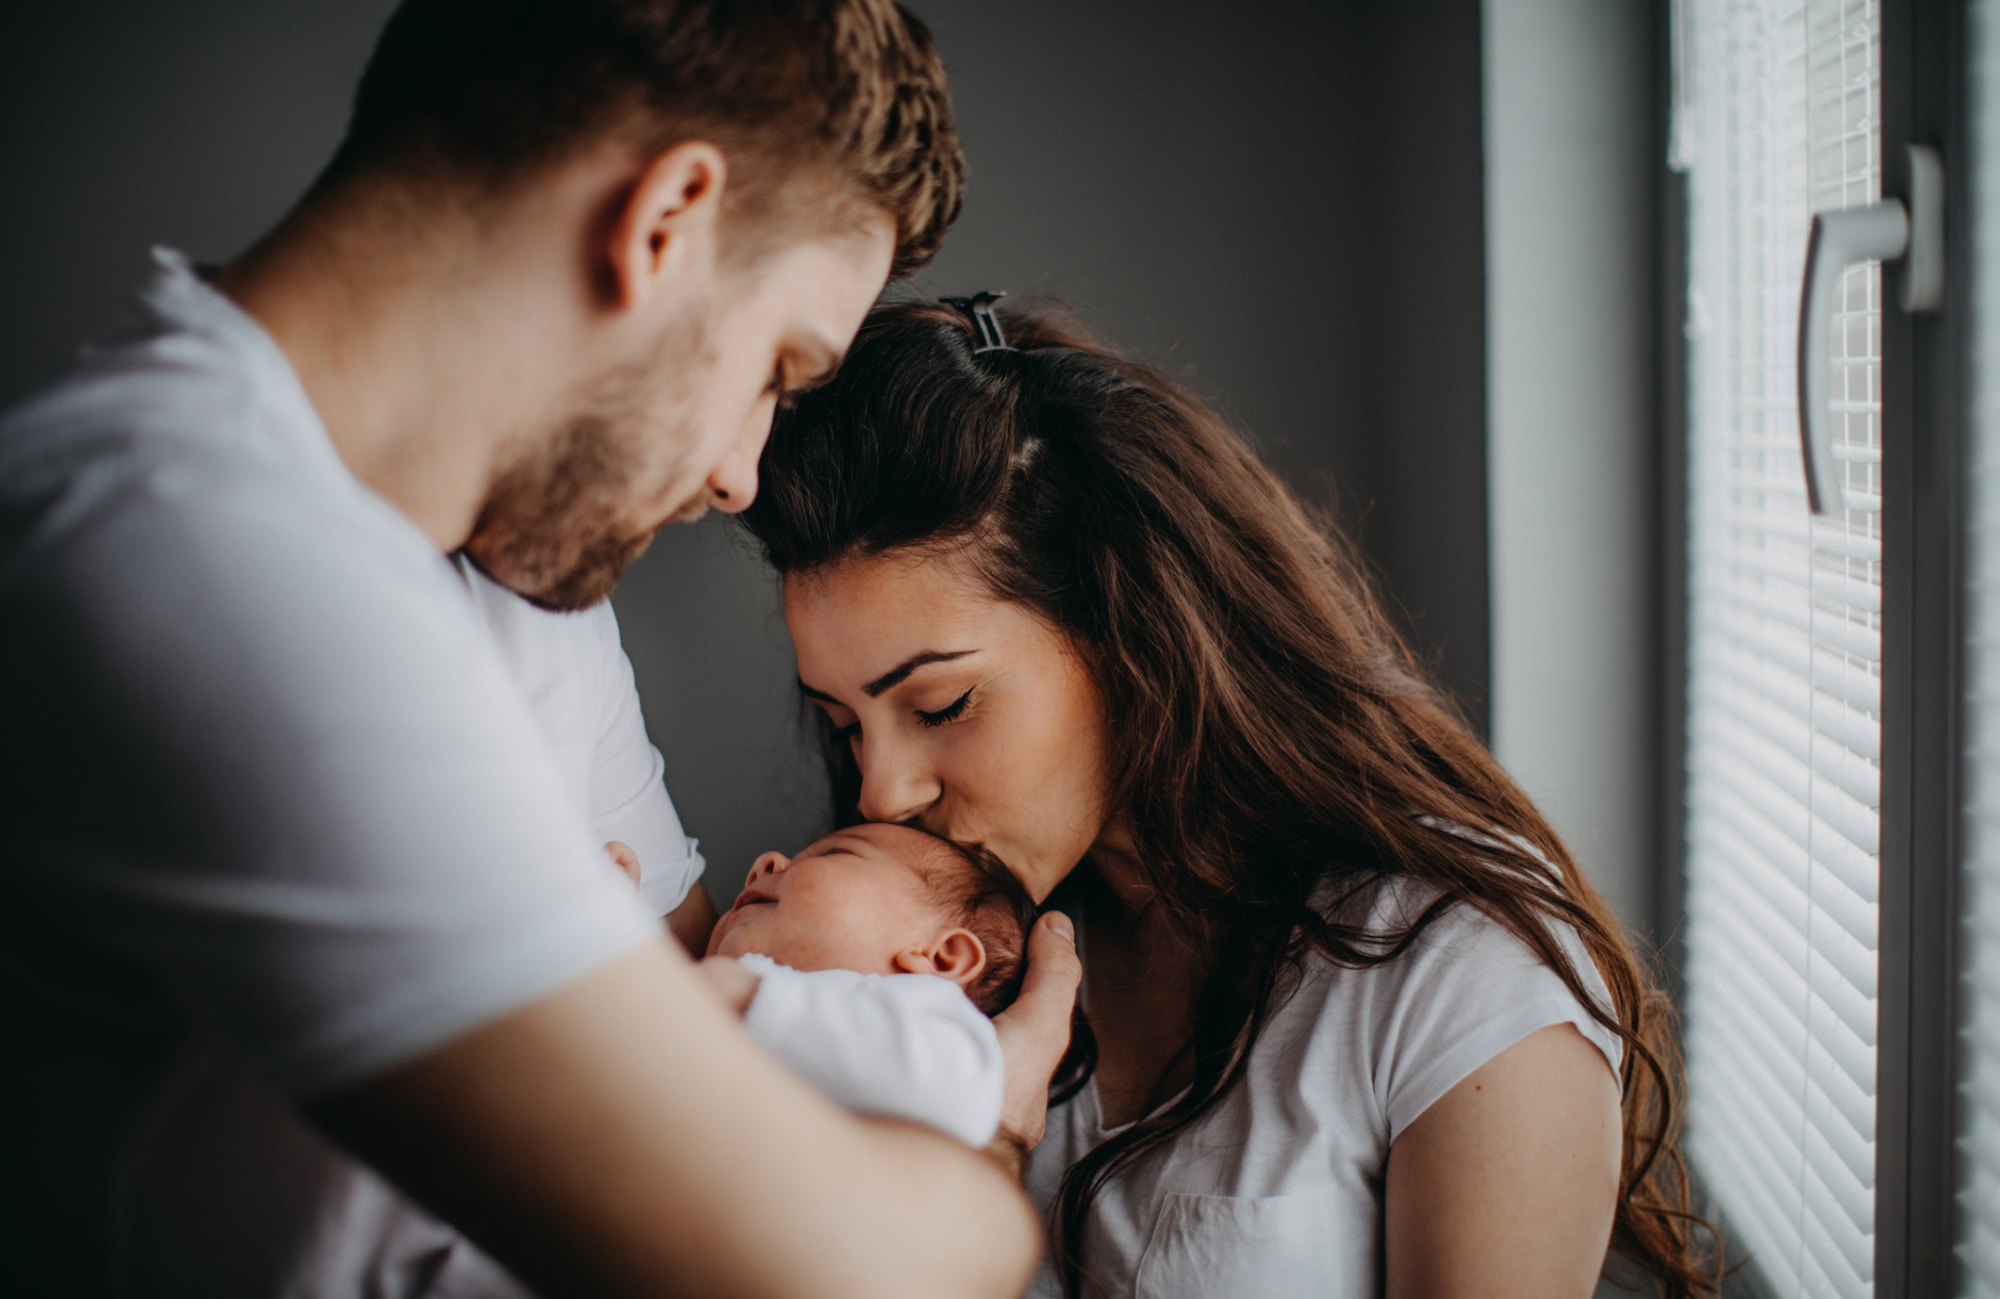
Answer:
[{"left": 740, "top": 299, "right": 1714, "bottom": 1297}]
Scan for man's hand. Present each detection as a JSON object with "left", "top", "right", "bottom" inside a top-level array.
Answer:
[{"left": 986, "top": 912, "right": 1081, "bottom": 1176}]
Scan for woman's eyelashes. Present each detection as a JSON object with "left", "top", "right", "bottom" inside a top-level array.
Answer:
[
  {"left": 916, "top": 688, "right": 974, "bottom": 729},
  {"left": 814, "top": 687, "right": 972, "bottom": 739}
]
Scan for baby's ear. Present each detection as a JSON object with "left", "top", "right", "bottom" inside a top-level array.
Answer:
[{"left": 893, "top": 928, "right": 988, "bottom": 987}]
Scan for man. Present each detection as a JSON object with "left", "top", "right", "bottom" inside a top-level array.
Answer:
[{"left": 0, "top": 2, "right": 1079, "bottom": 1295}]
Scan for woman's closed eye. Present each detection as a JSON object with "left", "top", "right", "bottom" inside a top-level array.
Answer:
[{"left": 916, "top": 688, "right": 974, "bottom": 729}]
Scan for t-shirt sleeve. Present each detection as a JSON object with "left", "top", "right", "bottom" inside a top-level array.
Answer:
[
  {"left": 736, "top": 955, "right": 1004, "bottom": 1146},
  {"left": 1363, "top": 896, "right": 1624, "bottom": 1141},
  {"left": 5, "top": 470, "right": 660, "bottom": 1099},
  {"left": 582, "top": 602, "right": 705, "bottom": 918}
]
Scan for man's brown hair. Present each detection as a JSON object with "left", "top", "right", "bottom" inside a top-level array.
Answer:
[{"left": 318, "top": 0, "right": 964, "bottom": 276}]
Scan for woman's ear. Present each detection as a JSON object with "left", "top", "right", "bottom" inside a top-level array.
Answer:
[{"left": 892, "top": 928, "right": 988, "bottom": 987}]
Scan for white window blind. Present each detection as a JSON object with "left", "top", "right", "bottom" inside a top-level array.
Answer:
[
  {"left": 1959, "top": 3, "right": 2000, "bottom": 1294},
  {"left": 1679, "top": 2, "right": 1884, "bottom": 1296}
]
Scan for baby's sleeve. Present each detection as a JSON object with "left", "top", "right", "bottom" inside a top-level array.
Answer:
[{"left": 736, "top": 956, "right": 1004, "bottom": 1147}]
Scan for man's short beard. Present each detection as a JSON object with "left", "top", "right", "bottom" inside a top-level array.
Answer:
[
  {"left": 462, "top": 311, "right": 710, "bottom": 611},
  {"left": 460, "top": 416, "right": 668, "bottom": 610}
]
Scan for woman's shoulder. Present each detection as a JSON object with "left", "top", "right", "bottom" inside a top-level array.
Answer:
[
  {"left": 1284, "top": 873, "right": 1623, "bottom": 1139},
  {"left": 1302, "top": 872, "right": 1609, "bottom": 1016}
]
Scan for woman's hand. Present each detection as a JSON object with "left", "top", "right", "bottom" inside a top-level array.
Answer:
[{"left": 985, "top": 912, "right": 1082, "bottom": 1176}]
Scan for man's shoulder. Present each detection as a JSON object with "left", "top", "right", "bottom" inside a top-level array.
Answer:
[
  {"left": 3, "top": 259, "right": 355, "bottom": 526},
  {"left": 1, "top": 322, "right": 439, "bottom": 609}
]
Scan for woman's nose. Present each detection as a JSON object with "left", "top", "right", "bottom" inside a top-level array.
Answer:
[{"left": 854, "top": 736, "right": 942, "bottom": 826}]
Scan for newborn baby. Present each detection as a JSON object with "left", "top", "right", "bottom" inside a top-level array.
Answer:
[{"left": 689, "top": 822, "right": 1037, "bottom": 1146}]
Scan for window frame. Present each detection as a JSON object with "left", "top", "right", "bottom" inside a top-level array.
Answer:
[{"left": 1871, "top": 0, "right": 1964, "bottom": 1293}]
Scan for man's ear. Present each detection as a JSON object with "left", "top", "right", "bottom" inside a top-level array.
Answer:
[
  {"left": 892, "top": 928, "right": 988, "bottom": 987},
  {"left": 603, "top": 140, "right": 728, "bottom": 313}
]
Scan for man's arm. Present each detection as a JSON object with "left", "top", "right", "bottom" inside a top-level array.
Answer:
[{"left": 313, "top": 937, "right": 1040, "bottom": 1299}]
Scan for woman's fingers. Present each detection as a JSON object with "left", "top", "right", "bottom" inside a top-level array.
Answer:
[{"left": 986, "top": 912, "right": 1081, "bottom": 1173}]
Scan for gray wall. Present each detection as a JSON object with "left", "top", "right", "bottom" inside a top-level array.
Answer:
[
  {"left": 3, "top": 1, "right": 1490, "bottom": 906},
  {"left": 1482, "top": 0, "right": 1663, "bottom": 935}
]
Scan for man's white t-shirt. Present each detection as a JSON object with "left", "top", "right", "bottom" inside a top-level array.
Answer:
[
  {"left": 1023, "top": 879, "right": 1623, "bottom": 1299},
  {"left": 0, "top": 249, "right": 664, "bottom": 1292},
  {"left": 453, "top": 557, "right": 704, "bottom": 919}
]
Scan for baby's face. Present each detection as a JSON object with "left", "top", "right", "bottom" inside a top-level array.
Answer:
[{"left": 706, "top": 823, "right": 957, "bottom": 974}]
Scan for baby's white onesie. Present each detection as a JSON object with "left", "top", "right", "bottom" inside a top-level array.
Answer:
[{"left": 736, "top": 954, "right": 1005, "bottom": 1147}]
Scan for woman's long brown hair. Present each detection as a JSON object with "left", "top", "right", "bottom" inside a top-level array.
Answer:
[{"left": 741, "top": 300, "right": 1719, "bottom": 1295}]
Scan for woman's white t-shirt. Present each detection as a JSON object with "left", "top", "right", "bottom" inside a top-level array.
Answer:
[{"left": 1023, "top": 879, "right": 1622, "bottom": 1299}]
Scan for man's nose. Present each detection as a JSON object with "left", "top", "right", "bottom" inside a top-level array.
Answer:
[
  {"left": 854, "top": 736, "right": 942, "bottom": 826},
  {"left": 705, "top": 408, "right": 774, "bottom": 514},
  {"left": 704, "top": 445, "right": 760, "bottom": 514}
]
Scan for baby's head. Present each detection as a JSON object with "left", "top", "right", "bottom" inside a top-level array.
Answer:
[{"left": 706, "top": 822, "right": 1037, "bottom": 1015}]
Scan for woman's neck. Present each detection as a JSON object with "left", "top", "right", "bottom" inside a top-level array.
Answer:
[
  {"left": 1082, "top": 823, "right": 1154, "bottom": 923},
  {"left": 1078, "top": 824, "right": 1206, "bottom": 1127}
]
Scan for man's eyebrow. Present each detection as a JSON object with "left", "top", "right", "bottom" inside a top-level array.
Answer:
[{"left": 784, "top": 340, "right": 846, "bottom": 394}]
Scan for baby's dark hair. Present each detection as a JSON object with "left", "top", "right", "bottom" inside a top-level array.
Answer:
[{"left": 921, "top": 839, "right": 1038, "bottom": 1016}]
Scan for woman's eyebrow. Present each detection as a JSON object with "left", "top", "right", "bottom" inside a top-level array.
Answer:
[
  {"left": 796, "top": 649, "right": 977, "bottom": 703},
  {"left": 860, "top": 650, "right": 975, "bottom": 698}
]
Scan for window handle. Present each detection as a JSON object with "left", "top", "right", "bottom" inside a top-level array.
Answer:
[{"left": 1796, "top": 144, "right": 1944, "bottom": 515}]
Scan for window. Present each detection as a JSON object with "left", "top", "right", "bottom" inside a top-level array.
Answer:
[{"left": 1677, "top": 2, "right": 1885, "bottom": 1294}]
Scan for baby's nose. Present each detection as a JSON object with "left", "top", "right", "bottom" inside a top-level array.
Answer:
[{"left": 747, "top": 850, "right": 790, "bottom": 882}]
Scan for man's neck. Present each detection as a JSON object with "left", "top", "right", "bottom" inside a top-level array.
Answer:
[{"left": 210, "top": 172, "right": 582, "bottom": 551}]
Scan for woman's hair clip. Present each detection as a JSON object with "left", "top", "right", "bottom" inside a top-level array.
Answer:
[{"left": 940, "top": 291, "right": 1013, "bottom": 353}]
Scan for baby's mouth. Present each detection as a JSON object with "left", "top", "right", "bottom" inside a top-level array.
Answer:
[{"left": 728, "top": 885, "right": 778, "bottom": 914}]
